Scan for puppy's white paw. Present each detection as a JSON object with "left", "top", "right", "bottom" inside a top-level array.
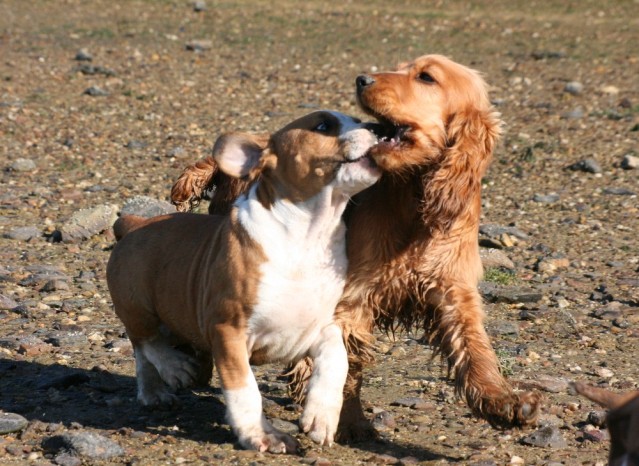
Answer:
[
  {"left": 236, "top": 424, "right": 299, "bottom": 454},
  {"left": 300, "top": 400, "right": 340, "bottom": 446}
]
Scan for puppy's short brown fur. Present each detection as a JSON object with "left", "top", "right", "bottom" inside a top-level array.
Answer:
[{"left": 109, "top": 111, "right": 380, "bottom": 452}]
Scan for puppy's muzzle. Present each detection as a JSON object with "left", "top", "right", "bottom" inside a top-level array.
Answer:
[{"left": 356, "top": 75, "right": 375, "bottom": 95}]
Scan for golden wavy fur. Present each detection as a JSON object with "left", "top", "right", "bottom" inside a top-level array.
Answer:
[{"left": 171, "top": 55, "right": 541, "bottom": 440}]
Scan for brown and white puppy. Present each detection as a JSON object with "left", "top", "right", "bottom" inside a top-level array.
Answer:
[{"left": 106, "top": 111, "right": 380, "bottom": 453}]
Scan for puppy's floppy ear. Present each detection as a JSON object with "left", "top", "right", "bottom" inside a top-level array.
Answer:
[
  {"left": 421, "top": 107, "right": 501, "bottom": 233},
  {"left": 171, "top": 155, "right": 219, "bottom": 212},
  {"left": 214, "top": 133, "right": 271, "bottom": 178}
]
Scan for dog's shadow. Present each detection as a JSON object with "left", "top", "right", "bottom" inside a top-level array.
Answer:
[{"left": 0, "top": 358, "right": 456, "bottom": 461}]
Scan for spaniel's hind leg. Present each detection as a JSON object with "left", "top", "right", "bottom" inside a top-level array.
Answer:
[{"left": 428, "top": 283, "right": 541, "bottom": 428}]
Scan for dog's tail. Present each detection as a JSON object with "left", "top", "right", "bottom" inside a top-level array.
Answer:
[
  {"left": 113, "top": 215, "right": 147, "bottom": 241},
  {"left": 571, "top": 381, "right": 639, "bottom": 410},
  {"left": 171, "top": 155, "right": 218, "bottom": 212}
]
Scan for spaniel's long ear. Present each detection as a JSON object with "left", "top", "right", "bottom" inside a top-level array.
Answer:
[
  {"left": 421, "top": 108, "right": 501, "bottom": 233},
  {"left": 171, "top": 155, "right": 220, "bottom": 212}
]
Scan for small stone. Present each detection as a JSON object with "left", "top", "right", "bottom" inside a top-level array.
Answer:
[
  {"left": 74, "top": 48, "right": 93, "bottom": 61},
  {"left": 520, "top": 376, "right": 569, "bottom": 393},
  {"left": 4, "top": 226, "right": 41, "bottom": 241},
  {"left": 8, "top": 158, "right": 37, "bottom": 172},
  {"left": 0, "top": 294, "right": 18, "bottom": 310},
  {"left": 487, "top": 320, "right": 519, "bottom": 336},
  {"left": 601, "top": 85, "right": 619, "bottom": 95},
  {"left": 40, "top": 279, "right": 70, "bottom": 292},
  {"left": 535, "top": 257, "right": 570, "bottom": 274},
  {"left": 561, "top": 107, "right": 584, "bottom": 119},
  {"left": 621, "top": 154, "right": 639, "bottom": 170},
  {"left": 480, "top": 224, "right": 528, "bottom": 240},
  {"left": 166, "top": 146, "right": 186, "bottom": 158},
  {"left": 120, "top": 196, "right": 175, "bottom": 218},
  {"left": 192, "top": 0, "right": 206, "bottom": 11},
  {"left": 269, "top": 418, "right": 299, "bottom": 435},
  {"left": 60, "top": 204, "right": 118, "bottom": 243},
  {"left": 564, "top": 81, "right": 583, "bottom": 95},
  {"left": 520, "top": 425, "right": 567, "bottom": 448},
  {"left": 368, "top": 453, "right": 399, "bottom": 464},
  {"left": 372, "top": 411, "right": 396, "bottom": 429},
  {"left": 479, "top": 283, "right": 542, "bottom": 304},
  {"left": 83, "top": 86, "right": 108, "bottom": 96},
  {"left": 587, "top": 410, "right": 607, "bottom": 428},
  {"left": 125, "top": 140, "right": 148, "bottom": 150},
  {"left": 567, "top": 157, "right": 602, "bottom": 174},
  {"left": 42, "top": 432, "right": 124, "bottom": 459},
  {"left": 510, "top": 457, "right": 525, "bottom": 465},
  {"left": 532, "top": 193, "right": 560, "bottom": 204},
  {"left": 186, "top": 40, "right": 213, "bottom": 51},
  {"left": 55, "top": 453, "right": 82, "bottom": 466},
  {"left": 479, "top": 248, "right": 515, "bottom": 270},
  {"left": 583, "top": 428, "right": 609, "bottom": 443},
  {"left": 603, "top": 187, "right": 636, "bottom": 196},
  {"left": 594, "top": 367, "right": 614, "bottom": 378},
  {"left": 0, "top": 412, "right": 29, "bottom": 434}
]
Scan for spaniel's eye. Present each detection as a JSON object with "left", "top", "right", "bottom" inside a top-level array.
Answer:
[
  {"left": 418, "top": 72, "right": 436, "bottom": 84},
  {"left": 314, "top": 121, "right": 330, "bottom": 132}
]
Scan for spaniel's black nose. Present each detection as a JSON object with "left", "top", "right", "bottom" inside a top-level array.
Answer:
[{"left": 356, "top": 75, "right": 375, "bottom": 92}]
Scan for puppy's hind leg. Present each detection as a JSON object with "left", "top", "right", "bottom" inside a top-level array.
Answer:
[
  {"left": 134, "top": 343, "right": 179, "bottom": 406},
  {"left": 138, "top": 334, "right": 200, "bottom": 392}
]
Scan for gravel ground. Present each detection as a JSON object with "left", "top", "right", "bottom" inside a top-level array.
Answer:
[{"left": 1, "top": 1, "right": 638, "bottom": 464}]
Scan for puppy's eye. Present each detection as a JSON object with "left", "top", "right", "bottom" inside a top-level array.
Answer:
[
  {"left": 314, "top": 121, "right": 330, "bottom": 132},
  {"left": 418, "top": 72, "right": 436, "bottom": 84}
]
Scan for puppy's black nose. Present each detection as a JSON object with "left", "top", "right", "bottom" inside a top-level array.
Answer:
[{"left": 356, "top": 75, "right": 375, "bottom": 92}]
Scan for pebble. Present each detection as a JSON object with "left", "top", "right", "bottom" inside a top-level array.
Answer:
[
  {"left": 120, "top": 195, "right": 175, "bottom": 218},
  {"left": 0, "top": 412, "right": 29, "bottom": 434},
  {"left": 269, "top": 418, "right": 299, "bottom": 435},
  {"left": 8, "top": 158, "right": 37, "bottom": 172},
  {"left": 4, "top": 226, "right": 41, "bottom": 241},
  {"left": 535, "top": 256, "right": 570, "bottom": 274},
  {"left": 621, "top": 154, "right": 639, "bottom": 169},
  {"left": 560, "top": 107, "right": 584, "bottom": 119},
  {"left": 594, "top": 367, "right": 614, "bottom": 378},
  {"left": 479, "top": 224, "right": 528, "bottom": 240},
  {"left": 479, "top": 248, "right": 515, "bottom": 270},
  {"left": 372, "top": 411, "right": 396, "bottom": 430},
  {"left": 83, "top": 86, "right": 109, "bottom": 97},
  {"left": 43, "top": 330, "right": 88, "bottom": 348},
  {"left": 186, "top": 40, "right": 213, "bottom": 51},
  {"left": 74, "top": 48, "right": 93, "bottom": 61},
  {"left": 40, "top": 279, "right": 70, "bottom": 292},
  {"left": 0, "top": 294, "right": 18, "bottom": 310},
  {"left": 564, "top": 81, "right": 583, "bottom": 95},
  {"left": 487, "top": 320, "right": 520, "bottom": 336},
  {"left": 520, "top": 376, "right": 569, "bottom": 393},
  {"left": 479, "top": 283, "right": 542, "bottom": 304},
  {"left": 520, "top": 425, "right": 567, "bottom": 448},
  {"left": 601, "top": 85, "right": 619, "bottom": 95},
  {"left": 368, "top": 453, "right": 400, "bottom": 464},
  {"left": 587, "top": 410, "right": 607, "bottom": 428},
  {"left": 603, "top": 186, "right": 636, "bottom": 195},
  {"left": 125, "top": 140, "right": 148, "bottom": 150},
  {"left": 390, "top": 397, "right": 434, "bottom": 410},
  {"left": 59, "top": 204, "right": 118, "bottom": 243},
  {"left": 166, "top": 146, "right": 186, "bottom": 158},
  {"left": 532, "top": 193, "right": 560, "bottom": 204},
  {"left": 567, "top": 157, "right": 602, "bottom": 174},
  {"left": 582, "top": 428, "right": 609, "bottom": 443},
  {"left": 42, "top": 432, "right": 124, "bottom": 460},
  {"left": 192, "top": 0, "right": 206, "bottom": 11}
]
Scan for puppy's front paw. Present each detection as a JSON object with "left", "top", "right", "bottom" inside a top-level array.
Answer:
[
  {"left": 156, "top": 352, "right": 199, "bottom": 390},
  {"left": 138, "top": 387, "right": 179, "bottom": 407},
  {"left": 300, "top": 400, "right": 340, "bottom": 446},
  {"left": 237, "top": 424, "right": 299, "bottom": 454}
]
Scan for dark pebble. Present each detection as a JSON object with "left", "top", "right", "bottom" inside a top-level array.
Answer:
[
  {"left": 83, "top": 86, "right": 109, "bottom": 97},
  {"left": 520, "top": 425, "right": 567, "bottom": 448},
  {"left": 567, "top": 157, "right": 602, "bottom": 174},
  {"left": 42, "top": 432, "right": 124, "bottom": 459},
  {"left": 4, "top": 226, "right": 41, "bottom": 241},
  {"left": 587, "top": 410, "right": 607, "bottom": 428},
  {"left": 603, "top": 187, "right": 636, "bottom": 196}
]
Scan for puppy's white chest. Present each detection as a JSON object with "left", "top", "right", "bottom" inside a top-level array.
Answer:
[
  {"left": 247, "top": 236, "right": 347, "bottom": 362},
  {"left": 237, "top": 192, "right": 349, "bottom": 363}
]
